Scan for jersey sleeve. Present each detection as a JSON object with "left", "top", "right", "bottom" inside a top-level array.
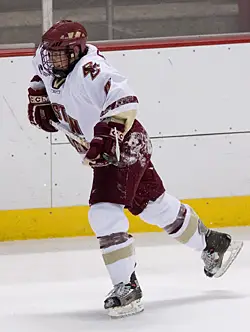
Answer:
[{"left": 79, "top": 58, "right": 139, "bottom": 120}]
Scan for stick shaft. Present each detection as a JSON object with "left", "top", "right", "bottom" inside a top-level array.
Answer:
[{"left": 50, "top": 120, "right": 90, "bottom": 149}]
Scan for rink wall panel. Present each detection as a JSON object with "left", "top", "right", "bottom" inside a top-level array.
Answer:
[{"left": 1, "top": 36, "right": 250, "bottom": 241}]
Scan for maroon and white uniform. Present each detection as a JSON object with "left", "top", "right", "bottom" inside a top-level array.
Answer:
[
  {"left": 27, "top": 20, "right": 241, "bottom": 318},
  {"left": 28, "top": 39, "right": 207, "bottom": 284},
  {"left": 31, "top": 43, "right": 165, "bottom": 215}
]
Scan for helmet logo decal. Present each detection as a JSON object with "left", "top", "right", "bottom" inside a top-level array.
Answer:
[{"left": 60, "top": 31, "right": 85, "bottom": 40}]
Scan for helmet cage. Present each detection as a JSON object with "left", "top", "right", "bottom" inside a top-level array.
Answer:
[
  {"left": 41, "top": 43, "right": 79, "bottom": 78},
  {"left": 41, "top": 43, "right": 83, "bottom": 77}
]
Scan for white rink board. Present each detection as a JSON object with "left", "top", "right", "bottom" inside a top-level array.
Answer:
[
  {"left": 0, "top": 57, "right": 52, "bottom": 210},
  {"left": 151, "top": 133, "right": 250, "bottom": 200},
  {"left": 1, "top": 42, "right": 250, "bottom": 210},
  {"left": 99, "top": 44, "right": 250, "bottom": 137}
]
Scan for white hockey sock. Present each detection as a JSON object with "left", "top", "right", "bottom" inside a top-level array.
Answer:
[
  {"left": 164, "top": 203, "right": 206, "bottom": 251},
  {"left": 139, "top": 193, "right": 206, "bottom": 251},
  {"left": 101, "top": 235, "right": 136, "bottom": 285},
  {"left": 88, "top": 202, "right": 136, "bottom": 285}
]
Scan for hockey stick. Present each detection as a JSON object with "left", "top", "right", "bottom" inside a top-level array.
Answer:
[
  {"left": 50, "top": 120, "right": 90, "bottom": 149},
  {"left": 114, "top": 126, "right": 121, "bottom": 162}
]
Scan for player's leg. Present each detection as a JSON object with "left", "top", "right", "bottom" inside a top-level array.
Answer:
[
  {"left": 88, "top": 201, "right": 143, "bottom": 317},
  {"left": 134, "top": 164, "right": 243, "bottom": 278},
  {"left": 88, "top": 120, "right": 153, "bottom": 317}
]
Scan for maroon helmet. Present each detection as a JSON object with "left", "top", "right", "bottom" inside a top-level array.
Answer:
[{"left": 40, "top": 20, "right": 88, "bottom": 78}]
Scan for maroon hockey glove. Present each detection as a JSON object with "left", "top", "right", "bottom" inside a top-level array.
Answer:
[
  {"left": 27, "top": 78, "right": 59, "bottom": 132},
  {"left": 85, "top": 120, "right": 125, "bottom": 167}
]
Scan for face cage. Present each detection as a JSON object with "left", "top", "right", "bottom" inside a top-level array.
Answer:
[{"left": 40, "top": 45, "right": 77, "bottom": 78}]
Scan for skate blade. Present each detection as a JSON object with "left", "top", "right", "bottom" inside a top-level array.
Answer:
[
  {"left": 107, "top": 299, "right": 144, "bottom": 318},
  {"left": 214, "top": 240, "right": 243, "bottom": 278}
]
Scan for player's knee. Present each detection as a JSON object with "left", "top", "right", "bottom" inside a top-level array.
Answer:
[
  {"left": 139, "top": 192, "right": 181, "bottom": 228},
  {"left": 88, "top": 202, "right": 129, "bottom": 237}
]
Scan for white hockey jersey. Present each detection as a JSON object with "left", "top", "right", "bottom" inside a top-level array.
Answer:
[{"left": 31, "top": 44, "right": 139, "bottom": 150}]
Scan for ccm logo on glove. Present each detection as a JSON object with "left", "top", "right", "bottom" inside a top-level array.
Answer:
[{"left": 29, "top": 95, "right": 50, "bottom": 104}]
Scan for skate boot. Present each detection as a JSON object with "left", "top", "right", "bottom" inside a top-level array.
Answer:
[
  {"left": 201, "top": 229, "right": 243, "bottom": 278},
  {"left": 104, "top": 272, "right": 144, "bottom": 318}
]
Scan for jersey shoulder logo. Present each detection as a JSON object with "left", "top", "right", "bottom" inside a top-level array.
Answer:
[{"left": 82, "top": 61, "right": 101, "bottom": 80}]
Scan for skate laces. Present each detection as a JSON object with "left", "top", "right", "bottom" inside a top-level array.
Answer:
[
  {"left": 202, "top": 248, "right": 220, "bottom": 272},
  {"left": 107, "top": 282, "right": 132, "bottom": 299}
]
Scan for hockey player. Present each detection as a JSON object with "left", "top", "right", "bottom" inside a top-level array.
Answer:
[{"left": 27, "top": 20, "right": 243, "bottom": 318}]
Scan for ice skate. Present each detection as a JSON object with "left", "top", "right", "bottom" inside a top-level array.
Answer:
[
  {"left": 104, "top": 272, "right": 144, "bottom": 318},
  {"left": 201, "top": 229, "right": 243, "bottom": 278}
]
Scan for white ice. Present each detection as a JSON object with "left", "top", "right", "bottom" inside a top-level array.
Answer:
[{"left": 0, "top": 227, "right": 248, "bottom": 332}]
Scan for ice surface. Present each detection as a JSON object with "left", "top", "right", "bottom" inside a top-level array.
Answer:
[{"left": 0, "top": 228, "right": 248, "bottom": 332}]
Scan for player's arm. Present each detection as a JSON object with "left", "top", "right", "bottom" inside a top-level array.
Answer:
[
  {"left": 81, "top": 60, "right": 139, "bottom": 166},
  {"left": 99, "top": 67, "right": 139, "bottom": 135}
]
